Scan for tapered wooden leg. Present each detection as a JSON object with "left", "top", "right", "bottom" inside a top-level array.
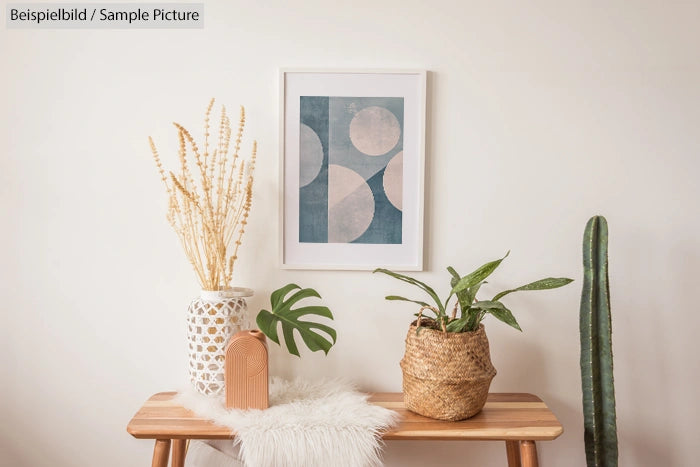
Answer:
[
  {"left": 506, "top": 440, "right": 522, "bottom": 467},
  {"left": 171, "top": 439, "right": 187, "bottom": 467},
  {"left": 151, "top": 439, "right": 171, "bottom": 467},
  {"left": 520, "top": 440, "right": 539, "bottom": 467}
]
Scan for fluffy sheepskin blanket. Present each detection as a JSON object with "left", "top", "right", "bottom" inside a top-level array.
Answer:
[{"left": 175, "top": 378, "right": 399, "bottom": 467}]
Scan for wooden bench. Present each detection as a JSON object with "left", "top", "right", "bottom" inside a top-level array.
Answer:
[{"left": 127, "top": 392, "right": 563, "bottom": 466}]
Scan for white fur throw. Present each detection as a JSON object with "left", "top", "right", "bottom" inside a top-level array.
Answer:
[{"left": 175, "top": 378, "right": 399, "bottom": 467}]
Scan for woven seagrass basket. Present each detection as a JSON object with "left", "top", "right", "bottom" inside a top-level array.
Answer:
[{"left": 400, "top": 320, "right": 497, "bottom": 421}]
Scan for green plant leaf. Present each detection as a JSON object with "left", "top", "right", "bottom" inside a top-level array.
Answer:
[
  {"left": 468, "top": 281, "right": 484, "bottom": 301},
  {"left": 374, "top": 268, "right": 445, "bottom": 314},
  {"left": 270, "top": 283, "right": 302, "bottom": 309},
  {"left": 464, "top": 309, "right": 481, "bottom": 332},
  {"left": 471, "top": 300, "right": 506, "bottom": 310},
  {"left": 492, "top": 277, "right": 574, "bottom": 301},
  {"left": 446, "top": 265, "right": 472, "bottom": 313},
  {"left": 451, "top": 251, "right": 510, "bottom": 294},
  {"left": 447, "top": 266, "right": 460, "bottom": 283},
  {"left": 445, "top": 266, "right": 461, "bottom": 310},
  {"left": 385, "top": 295, "right": 432, "bottom": 309},
  {"left": 274, "top": 287, "right": 322, "bottom": 314},
  {"left": 285, "top": 305, "right": 333, "bottom": 320},
  {"left": 256, "top": 307, "right": 280, "bottom": 344},
  {"left": 256, "top": 284, "right": 336, "bottom": 357},
  {"left": 445, "top": 316, "right": 468, "bottom": 332},
  {"left": 487, "top": 306, "right": 522, "bottom": 331}
]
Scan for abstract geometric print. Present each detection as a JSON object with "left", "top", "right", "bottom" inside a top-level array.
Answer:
[{"left": 299, "top": 96, "right": 404, "bottom": 244}]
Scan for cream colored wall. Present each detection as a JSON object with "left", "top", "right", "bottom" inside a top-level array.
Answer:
[{"left": 2, "top": 1, "right": 699, "bottom": 465}]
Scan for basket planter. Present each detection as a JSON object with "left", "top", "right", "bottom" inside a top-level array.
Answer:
[
  {"left": 400, "top": 321, "right": 497, "bottom": 421},
  {"left": 186, "top": 288, "right": 253, "bottom": 395}
]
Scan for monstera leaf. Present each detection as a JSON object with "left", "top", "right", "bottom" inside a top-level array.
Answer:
[{"left": 256, "top": 283, "right": 336, "bottom": 357}]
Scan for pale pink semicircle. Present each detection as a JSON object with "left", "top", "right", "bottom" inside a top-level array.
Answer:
[
  {"left": 328, "top": 164, "right": 375, "bottom": 243},
  {"left": 383, "top": 151, "right": 403, "bottom": 211},
  {"left": 328, "top": 164, "right": 367, "bottom": 209},
  {"left": 299, "top": 124, "right": 324, "bottom": 187},
  {"left": 349, "top": 106, "right": 401, "bottom": 156}
]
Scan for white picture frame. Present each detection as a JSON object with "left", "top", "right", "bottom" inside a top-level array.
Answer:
[{"left": 279, "top": 69, "right": 426, "bottom": 270}]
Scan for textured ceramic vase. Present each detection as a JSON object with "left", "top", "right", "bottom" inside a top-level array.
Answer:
[
  {"left": 225, "top": 329, "right": 269, "bottom": 409},
  {"left": 186, "top": 287, "right": 253, "bottom": 395}
]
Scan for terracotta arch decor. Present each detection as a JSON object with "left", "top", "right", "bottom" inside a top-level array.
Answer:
[{"left": 225, "top": 330, "right": 269, "bottom": 410}]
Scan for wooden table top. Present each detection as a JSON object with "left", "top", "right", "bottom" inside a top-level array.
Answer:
[{"left": 127, "top": 392, "right": 563, "bottom": 441}]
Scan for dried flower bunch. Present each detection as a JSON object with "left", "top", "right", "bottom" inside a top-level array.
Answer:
[{"left": 149, "top": 99, "right": 257, "bottom": 291}]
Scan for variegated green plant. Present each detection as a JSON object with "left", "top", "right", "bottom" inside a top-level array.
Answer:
[
  {"left": 256, "top": 284, "right": 337, "bottom": 357},
  {"left": 374, "top": 252, "right": 572, "bottom": 333}
]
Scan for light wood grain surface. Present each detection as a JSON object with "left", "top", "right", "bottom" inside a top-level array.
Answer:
[
  {"left": 127, "top": 392, "right": 563, "bottom": 442},
  {"left": 150, "top": 439, "right": 170, "bottom": 467}
]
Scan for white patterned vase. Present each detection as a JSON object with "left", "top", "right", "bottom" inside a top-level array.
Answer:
[{"left": 187, "top": 287, "right": 254, "bottom": 395}]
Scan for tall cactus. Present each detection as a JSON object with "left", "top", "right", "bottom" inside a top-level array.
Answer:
[{"left": 580, "top": 216, "right": 618, "bottom": 467}]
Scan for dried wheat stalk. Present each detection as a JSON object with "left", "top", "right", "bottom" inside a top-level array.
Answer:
[{"left": 149, "top": 99, "right": 257, "bottom": 290}]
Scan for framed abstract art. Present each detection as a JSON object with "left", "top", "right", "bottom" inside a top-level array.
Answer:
[{"left": 279, "top": 69, "right": 426, "bottom": 270}]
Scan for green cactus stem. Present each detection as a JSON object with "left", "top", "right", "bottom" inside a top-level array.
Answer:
[{"left": 580, "top": 215, "right": 618, "bottom": 467}]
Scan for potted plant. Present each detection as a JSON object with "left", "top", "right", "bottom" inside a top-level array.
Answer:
[{"left": 374, "top": 252, "right": 572, "bottom": 421}]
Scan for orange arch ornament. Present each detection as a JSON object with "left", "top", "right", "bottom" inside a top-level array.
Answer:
[{"left": 225, "top": 330, "right": 269, "bottom": 410}]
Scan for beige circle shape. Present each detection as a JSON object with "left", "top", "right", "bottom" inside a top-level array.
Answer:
[
  {"left": 299, "top": 124, "right": 324, "bottom": 187},
  {"left": 349, "top": 106, "right": 401, "bottom": 156},
  {"left": 383, "top": 151, "right": 403, "bottom": 211},
  {"left": 328, "top": 164, "right": 375, "bottom": 243}
]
